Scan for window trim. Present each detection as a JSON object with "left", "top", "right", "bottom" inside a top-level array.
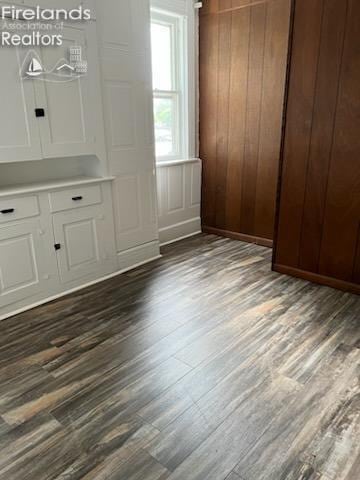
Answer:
[{"left": 151, "top": 8, "right": 188, "bottom": 163}]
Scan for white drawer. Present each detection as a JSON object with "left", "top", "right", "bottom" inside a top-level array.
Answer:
[
  {"left": 49, "top": 184, "right": 102, "bottom": 213},
  {"left": 0, "top": 196, "right": 40, "bottom": 224}
]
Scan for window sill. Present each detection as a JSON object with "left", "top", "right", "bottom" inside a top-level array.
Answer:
[{"left": 156, "top": 158, "right": 200, "bottom": 168}]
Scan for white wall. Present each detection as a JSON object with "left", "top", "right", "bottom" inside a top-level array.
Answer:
[
  {"left": 152, "top": 0, "right": 202, "bottom": 245},
  {"left": 95, "top": 0, "right": 160, "bottom": 266}
]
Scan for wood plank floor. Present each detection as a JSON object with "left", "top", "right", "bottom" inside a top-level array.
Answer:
[{"left": 0, "top": 234, "right": 359, "bottom": 480}]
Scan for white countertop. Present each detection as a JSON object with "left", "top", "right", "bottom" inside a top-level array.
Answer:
[{"left": 0, "top": 176, "right": 115, "bottom": 198}]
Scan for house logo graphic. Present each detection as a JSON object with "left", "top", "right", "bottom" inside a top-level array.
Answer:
[
  {"left": 57, "top": 46, "right": 88, "bottom": 74},
  {"left": 21, "top": 46, "right": 88, "bottom": 83}
]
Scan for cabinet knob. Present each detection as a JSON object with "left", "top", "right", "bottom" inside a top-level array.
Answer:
[
  {"left": 54, "top": 243, "right": 61, "bottom": 251},
  {"left": 35, "top": 108, "right": 45, "bottom": 118}
]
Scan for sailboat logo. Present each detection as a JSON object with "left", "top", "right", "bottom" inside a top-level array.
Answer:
[{"left": 26, "top": 58, "right": 43, "bottom": 77}]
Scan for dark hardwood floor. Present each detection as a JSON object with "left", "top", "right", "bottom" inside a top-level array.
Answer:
[{"left": 0, "top": 234, "right": 359, "bottom": 480}]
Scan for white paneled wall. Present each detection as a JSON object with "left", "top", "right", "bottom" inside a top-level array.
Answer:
[
  {"left": 96, "top": 0, "right": 201, "bottom": 251},
  {"left": 96, "top": 0, "right": 160, "bottom": 265},
  {"left": 157, "top": 160, "right": 201, "bottom": 244},
  {"left": 152, "top": 0, "right": 201, "bottom": 245}
]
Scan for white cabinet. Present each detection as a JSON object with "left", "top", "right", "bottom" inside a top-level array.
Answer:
[
  {"left": 0, "top": 220, "right": 50, "bottom": 307},
  {"left": 53, "top": 205, "right": 112, "bottom": 284},
  {"left": 34, "top": 25, "right": 97, "bottom": 158},
  {"left": 0, "top": 26, "right": 42, "bottom": 163},
  {"left": 0, "top": 195, "right": 40, "bottom": 224},
  {"left": 0, "top": 20, "right": 105, "bottom": 163},
  {"left": 49, "top": 184, "right": 101, "bottom": 212},
  {"left": 0, "top": 179, "right": 116, "bottom": 316}
]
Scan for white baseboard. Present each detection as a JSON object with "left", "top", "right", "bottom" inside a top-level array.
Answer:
[
  {"left": 160, "top": 230, "right": 202, "bottom": 247},
  {"left": 0, "top": 242, "right": 161, "bottom": 322},
  {"left": 159, "top": 217, "right": 201, "bottom": 246},
  {"left": 117, "top": 240, "right": 161, "bottom": 270}
]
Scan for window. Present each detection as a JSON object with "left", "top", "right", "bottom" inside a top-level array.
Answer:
[{"left": 151, "top": 10, "right": 186, "bottom": 161}]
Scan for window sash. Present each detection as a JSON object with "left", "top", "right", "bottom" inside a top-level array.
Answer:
[
  {"left": 151, "top": 15, "right": 178, "bottom": 92},
  {"left": 153, "top": 91, "right": 180, "bottom": 159},
  {"left": 151, "top": 9, "right": 186, "bottom": 162}
]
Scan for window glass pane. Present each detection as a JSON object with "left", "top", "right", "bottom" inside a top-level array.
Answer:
[
  {"left": 153, "top": 97, "right": 176, "bottom": 157},
  {"left": 151, "top": 22, "right": 172, "bottom": 91}
]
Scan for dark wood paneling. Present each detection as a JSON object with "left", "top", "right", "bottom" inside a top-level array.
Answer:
[
  {"left": 275, "top": 0, "right": 325, "bottom": 267},
  {"left": 318, "top": 0, "right": 360, "bottom": 281},
  {"left": 298, "top": 0, "right": 348, "bottom": 272},
  {"left": 239, "top": 3, "right": 267, "bottom": 235},
  {"left": 353, "top": 225, "right": 360, "bottom": 284},
  {"left": 254, "top": 0, "right": 292, "bottom": 239},
  {"left": 200, "top": 0, "right": 269, "bottom": 15},
  {"left": 225, "top": 7, "right": 250, "bottom": 232},
  {"left": 199, "top": 12, "right": 219, "bottom": 226},
  {"left": 214, "top": 11, "right": 232, "bottom": 229},
  {"left": 200, "top": 0, "right": 291, "bottom": 244},
  {"left": 274, "top": 0, "right": 360, "bottom": 291}
]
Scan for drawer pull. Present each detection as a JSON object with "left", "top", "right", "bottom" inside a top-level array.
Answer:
[
  {"left": 72, "top": 196, "right": 83, "bottom": 201},
  {"left": 1, "top": 208, "right": 15, "bottom": 214}
]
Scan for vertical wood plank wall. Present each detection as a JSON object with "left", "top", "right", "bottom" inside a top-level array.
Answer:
[
  {"left": 273, "top": 0, "right": 360, "bottom": 294},
  {"left": 199, "top": 0, "right": 291, "bottom": 247}
]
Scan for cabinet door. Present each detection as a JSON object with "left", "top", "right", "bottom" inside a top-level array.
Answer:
[
  {"left": 34, "top": 25, "right": 97, "bottom": 158},
  {"left": 53, "top": 206, "right": 111, "bottom": 284},
  {"left": 0, "top": 221, "right": 49, "bottom": 307},
  {"left": 0, "top": 22, "right": 42, "bottom": 163}
]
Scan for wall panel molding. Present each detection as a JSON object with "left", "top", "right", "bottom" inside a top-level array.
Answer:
[
  {"left": 157, "top": 159, "right": 201, "bottom": 245},
  {"left": 96, "top": 0, "right": 159, "bottom": 255},
  {"left": 159, "top": 218, "right": 201, "bottom": 246}
]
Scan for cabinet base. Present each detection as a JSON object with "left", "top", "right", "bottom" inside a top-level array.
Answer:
[{"left": 0, "top": 249, "right": 162, "bottom": 322}]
